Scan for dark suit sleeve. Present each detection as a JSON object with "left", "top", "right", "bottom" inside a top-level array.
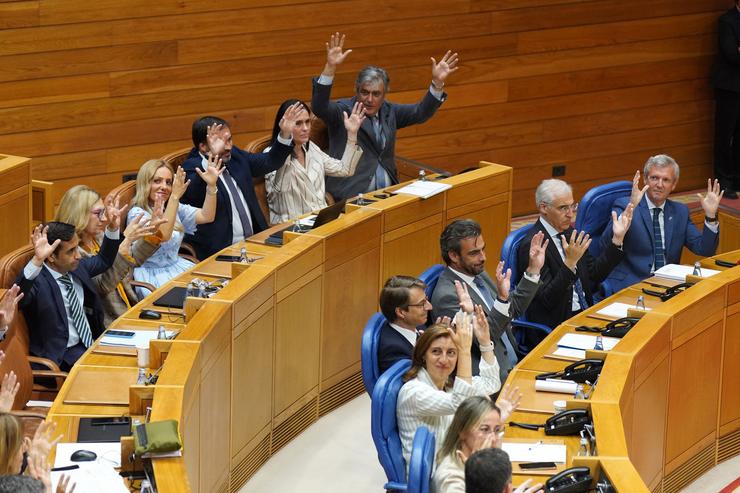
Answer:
[
  {"left": 245, "top": 142, "right": 292, "bottom": 177},
  {"left": 518, "top": 235, "right": 577, "bottom": 312},
  {"left": 682, "top": 219, "right": 719, "bottom": 257},
  {"left": 719, "top": 17, "right": 740, "bottom": 65},
  {"left": 393, "top": 90, "right": 445, "bottom": 129},
  {"left": 580, "top": 243, "right": 624, "bottom": 285},
  {"left": 599, "top": 199, "right": 626, "bottom": 253},
  {"left": 82, "top": 233, "right": 121, "bottom": 278},
  {"left": 16, "top": 269, "right": 38, "bottom": 310},
  {"left": 311, "top": 78, "right": 345, "bottom": 126},
  {"left": 181, "top": 160, "right": 206, "bottom": 208}
]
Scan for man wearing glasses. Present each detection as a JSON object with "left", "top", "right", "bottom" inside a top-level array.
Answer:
[
  {"left": 517, "top": 179, "right": 634, "bottom": 332},
  {"left": 600, "top": 155, "right": 721, "bottom": 293}
]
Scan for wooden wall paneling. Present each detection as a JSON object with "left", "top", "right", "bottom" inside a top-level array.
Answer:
[
  {"left": 718, "top": 211, "right": 740, "bottom": 254},
  {"left": 0, "top": 155, "right": 31, "bottom": 257},
  {"left": 0, "top": 2, "right": 39, "bottom": 29},
  {"left": 719, "top": 303, "right": 740, "bottom": 434}
]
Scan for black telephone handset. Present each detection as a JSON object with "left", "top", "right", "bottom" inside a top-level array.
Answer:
[
  {"left": 545, "top": 466, "right": 593, "bottom": 493},
  {"left": 642, "top": 281, "right": 692, "bottom": 302},
  {"left": 536, "top": 358, "right": 603, "bottom": 384},
  {"left": 601, "top": 316, "right": 640, "bottom": 338},
  {"left": 544, "top": 409, "right": 590, "bottom": 436}
]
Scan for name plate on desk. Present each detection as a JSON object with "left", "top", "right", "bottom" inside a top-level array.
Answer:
[{"left": 63, "top": 367, "right": 138, "bottom": 406}]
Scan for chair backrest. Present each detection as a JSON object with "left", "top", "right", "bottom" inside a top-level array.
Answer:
[
  {"left": 500, "top": 224, "right": 534, "bottom": 287},
  {"left": 406, "top": 426, "right": 436, "bottom": 493},
  {"left": 418, "top": 264, "right": 445, "bottom": 300},
  {"left": 0, "top": 245, "right": 35, "bottom": 352},
  {"left": 243, "top": 135, "right": 273, "bottom": 226},
  {"left": 160, "top": 146, "right": 192, "bottom": 170},
  {"left": 371, "top": 358, "right": 412, "bottom": 490},
  {"left": 575, "top": 180, "right": 632, "bottom": 257},
  {"left": 361, "top": 312, "right": 387, "bottom": 396}
]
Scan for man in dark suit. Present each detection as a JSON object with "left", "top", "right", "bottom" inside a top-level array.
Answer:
[
  {"left": 180, "top": 113, "right": 297, "bottom": 260},
  {"left": 518, "top": 179, "right": 634, "bottom": 332},
  {"left": 17, "top": 222, "right": 120, "bottom": 370},
  {"left": 377, "top": 276, "right": 432, "bottom": 373},
  {"left": 600, "top": 155, "right": 721, "bottom": 293},
  {"left": 431, "top": 219, "right": 547, "bottom": 383},
  {"left": 712, "top": 0, "right": 740, "bottom": 199},
  {"left": 311, "top": 33, "right": 458, "bottom": 200}
]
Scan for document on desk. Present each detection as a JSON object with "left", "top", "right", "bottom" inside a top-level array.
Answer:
[
  {"left": 51, "top": 463, "right": 128, "bottom": 493},
  {"left": 99, "top": 329, "right": 176, "bottom": 348},
  {"left": 393, "top": 180, "right": 451, "bottom": 199},
  {"left": 557, "top": 333, "right": 620, "bottom": 351},
  {"left": 595, "top": 302, "right": 651, "bottom": 319},
  {"left": 501, "top": 441, "right": 567, "bottom": 463},
  {"left": 654, "top": 263, "right": 720, "bottom": 281}
]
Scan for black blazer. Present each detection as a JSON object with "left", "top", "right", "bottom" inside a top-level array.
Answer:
[
  {"left": 180, "top": 143, "right": 292, "bottom": 260},
  {"left": 712, "top": 7, "right": 740, "bottom": 93},
  {"left": 17, "top": 234, "right": 120, "bottom": 366},
  {"left": 517, "top": 219, "right": 623, "bottom": 329},
  {"left": 377, "top": 321, "right": 414, "bottom": 374}
]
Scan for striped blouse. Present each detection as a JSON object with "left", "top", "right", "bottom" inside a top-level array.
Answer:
[
  {"left": 265, "top": 140, "right": 362, "bottom": 224},
  {"left": 396, "top": 357, "right": 501, "bottom": 470}
]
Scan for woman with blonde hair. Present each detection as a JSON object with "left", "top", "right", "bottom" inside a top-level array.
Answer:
[
  {"left": 0, "top": 412, "right": 23, "bottom": 475},
  {"left": 127, "top": 157, "right": 222, "bottom": 297},
  {"left": 55, "top": 185, "right": 162, "bottom": 325},
  {"left": 396, "top": 307, "right": 501, "bottom": 469}
]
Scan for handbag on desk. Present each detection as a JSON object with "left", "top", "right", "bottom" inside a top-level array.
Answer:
[{"left": 134, "top": 420, "right": 182, "bottom": 457}]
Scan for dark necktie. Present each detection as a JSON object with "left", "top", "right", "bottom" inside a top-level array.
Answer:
[
  {"left": 472, "top": 276, "right": 518, "bottom": 367},
  {"left": 371, "top": 116, "right": 389, "bottom": 190},
  {"left": 221, "top": 169, "right": 253, "bottom": 239},
  {"left": 653, "top": 208, "right": 665, "bottom": 269},
  {"left": 59, "top": 274, "right": 94, "bottom": 347},
  {"left": 557, "top": 233, "right": 589, "bottom": 312}
]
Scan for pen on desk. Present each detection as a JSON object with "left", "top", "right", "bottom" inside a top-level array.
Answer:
[{"left": 51, "top": 465, "right": 80, "bottom": 472}]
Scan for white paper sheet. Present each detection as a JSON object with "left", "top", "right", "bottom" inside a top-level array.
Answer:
[
  {"left": 535, "top": 379, "right": 578, "bottom": 394},
  {"left": 99, "top": 330, "right": 176, "bottom": 348},
  {"left": 54, "top": 442, "right": 122, "bottom": 469},
  {"left": 595, "top": 302, "right": 650, "bottom": 319},
  {"left": 501, "top": 441, "right": 567, "bottom": 463},
  {"left": 51, "top": 462, "right": 129, "bottom": 493},
  {"left": 552, "top": 347, "right": 586, "bottom": 359},
  {"left": 557, "top": 333, "right": 620, "bottom": 351},
  {"left": 393, "top": 180, "right": 451, "bottom": 199},
  {"left": 654, "top": 263, "right": 720, "bottom": 281}
]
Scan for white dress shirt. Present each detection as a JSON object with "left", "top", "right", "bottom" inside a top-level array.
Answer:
[
  {"left": 389, "top": 322, "right": 417, "bottom": 347},
  {"left": 396, "top": 357, "right": 500, "bottom": 470}
]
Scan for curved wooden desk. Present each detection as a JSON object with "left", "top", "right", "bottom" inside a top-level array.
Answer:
[
  {"left": 47, "top": 163, "right": 513, "bottom": 492},
  {"left": 504, "top": 250, "right": 740, "bottom": 493}
]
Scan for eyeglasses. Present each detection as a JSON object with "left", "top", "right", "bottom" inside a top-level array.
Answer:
[
  {"left": 90, "top": 208, "right": 106, "bottom": 220},
  {"left": 548, "top": 202, "right": 578, "bottom": 214},
  {"left": 406, "top": 297, "right": 430, "bottom": 308},
  {"left": 478, "top": 424, "right": 506, "bottom": 438}
]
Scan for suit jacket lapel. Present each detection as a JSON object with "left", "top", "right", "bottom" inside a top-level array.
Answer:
[
  {"left": 662, "top": 200, "right": 675, "bottom": 254},
  {"left": 359, "top": 112, "right": 383, "bottom": 154},
  {"left": 41, "top": 268, "right": 69, "bottom": 325},
  {"left": 637, "top": 198, "right": 655, "bottom": 246},
  {"left": 535, "top": 219, "right": 567, "bottom": 269}
]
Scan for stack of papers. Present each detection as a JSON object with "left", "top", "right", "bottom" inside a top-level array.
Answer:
[
  {"left": 654, "top": 264, "right": 720, "bottom": 281},
  {"left": 99, "top": 330, "right": 176, "bottom": 348},
  {"left": 501, "top": 441, "right": 567, "bottom": 463},
  {"left": 393, "top": 180, "right": 451, "bottom": 199},
  {"left": 552, "top": 333, "right": 620, "bottom": 359},
  {"left": 595, "top": 302, "right": 651, "bottom": 319}
]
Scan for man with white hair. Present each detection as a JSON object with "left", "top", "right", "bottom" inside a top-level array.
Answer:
[
  {"left": 516, "top": 179, "right": 634, "bottom": 331},
  {"left": 600, "top": 155, "right": 722, "bottom": 293}
]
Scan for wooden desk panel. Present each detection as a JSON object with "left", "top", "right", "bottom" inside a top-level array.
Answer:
[
  {"left": 720, "top": 307, "right": 740, "bottom": 433},
  {"left": 0, "top": 154, "right": 31, "bottom": 257}
]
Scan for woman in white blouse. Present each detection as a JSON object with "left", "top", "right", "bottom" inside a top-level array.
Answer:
[
  {"left": 265, "top": 99, "right": 365, "bottom": 223},
  {"left": 396, "top": 307, "right": 501, "bottom": 469}
]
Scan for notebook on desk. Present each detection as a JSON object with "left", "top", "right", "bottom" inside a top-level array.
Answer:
[
  {"left": 152, "top": 286, "right": 187, "bottom": 309},
  {"left": 266, "top": 199, "right": 347, "bottom": 245},
  {"left": 77, "top": 417, "right": 132, "bottom": 443}
]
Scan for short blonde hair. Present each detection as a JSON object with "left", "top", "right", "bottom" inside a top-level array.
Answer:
[
  {"left": 54, "top": 185, "right": 100, "bottom": 236},
  {"left": 0, "top": 413, "right": 23, "bottom": 475},
  {"left": 132, "top": 159, "right": 182, "bottom": 232}
]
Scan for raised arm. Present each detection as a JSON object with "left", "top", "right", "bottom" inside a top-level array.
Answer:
[
  {"left": 194, "top": 154, "right": 224, "bottom": 225},
  {"left": 324, "top": 102, "right": 366, "bottom": 177},
  {"left": 160, "top": 167, "right": 188, "bottom": 241},
  {"left": 312, "top": 33, "right": 351, "bottom": 124}
]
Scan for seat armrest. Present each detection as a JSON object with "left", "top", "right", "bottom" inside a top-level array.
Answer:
[
  {"left": 130, "top": 280, "right": 156, "bottom": 294},
  {"left": 27, "top": 356, "right": 62, "bottom": 372}
]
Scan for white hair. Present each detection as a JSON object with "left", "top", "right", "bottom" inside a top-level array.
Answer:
[
  {"left": 535, "top": 178, "right": 572, "bottom": 207},
  {"left": 643, "top": 154, "right": 680, "bottom": 180}
]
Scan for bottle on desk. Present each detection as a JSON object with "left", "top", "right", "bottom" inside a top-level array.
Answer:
[
  {"left": 157, "top": 325, "right": 166, "bottom": 340},
  {"left": 418, "top": 169, "right": 427, "bottom": 181},
  {"left": 635, "top": 295, "right": 646, "bottom": 311},
  {"left": 136, "top": 368, "right": 147, "bottom": 385},
  {"left": 692, "top": 261, "right": 702, "bottom": 277},
  {"left": 240, "top": 247, "right": 249, "bottom": 263}
]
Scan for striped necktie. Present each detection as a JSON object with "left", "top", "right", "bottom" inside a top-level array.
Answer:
[
  {"left": 653, "top": 208, "right": 665, "bottom": 269},
  {"left": 472, "top": 276, "right": 518, "bottom": 367},
  {"left": 58, "top": 274, "right": 94, "bottom": 347}
]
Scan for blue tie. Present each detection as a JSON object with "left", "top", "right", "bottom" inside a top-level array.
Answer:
[
  {"left": 372, "top": 117, "right": 389, "bottom": 190},
  {"left": 653, "top": 208, "right": 665, "bottom": 269},
  {"left": 472, "top": 276, "right": 518, "bottom": 368},
  {"left": 574, "top": 277, "right": 589, "bottom": 311}
]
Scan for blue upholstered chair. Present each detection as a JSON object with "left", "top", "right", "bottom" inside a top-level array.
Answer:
[
  {"left": 575, "top": 180, "right": 632, "bottom": 299},
  {"left": 361, "top": 312, "right": 387, "bottom": 396},
  {"left": 575, "top": 180, "right": 632, "bottom": 258},
  {"left": 419, "top": 264, "right": 445, "bottom": 299},
  {"left": 406, "top": 426, "right": 435, "bottom": 493},
  {"left": 500, "top": 224, "right": 552, "bottom": 355},
  {"left": 371, "top": 358, "right": 412, "bottom": 491}
]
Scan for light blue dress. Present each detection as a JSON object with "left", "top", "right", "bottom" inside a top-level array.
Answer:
[{"left": 128, "top": 204, "right": 198, "bottom": 299}]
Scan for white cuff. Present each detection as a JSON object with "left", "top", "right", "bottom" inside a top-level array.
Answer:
[
  {"left": 276, "top": 133, "right": 293, "bottom": 146},
  {"left": 317, "top": 74, "right": 334, "bottom": 85}
]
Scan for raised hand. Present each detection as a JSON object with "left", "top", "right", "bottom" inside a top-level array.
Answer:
[
  {"left": 0, "top": 370, "right": 19, "bottom": 412},
  {"left": 206, "top": 123, "right": 226, "bottom": 157},
  {"left": 343, "top": 101, "right": 366, "bottom": 139},
  {"left": 57, "top": 474, "right": 76, "bottom": 493},
  {"left": 31, "top": 225, "right": 61, "bottom": 266},
  {"left": 629, "top": 170, "right": 649, "bottom": 208},
  {"left": 123, "top": 212, "right": 163, "bottom": 243},
  {"left": 611, "top": 202, "right": 634, "bottom": 244},
  {"left": 494, "top": 261, "right": 511, "bottom": 301},
  {"left": 170, "top": 166, "right": 190, "bottom": 201},
  {"left": 104, "top": 195, "right": 127, "bottom": 232},
  {"left": 151, "top": 196, "right": 165, "bottom": 222},
  {"left": 495, "top": 384, "right": 522, "bottom": 422},
  {"left": 0, "top": 284, "right": 22, "bottom": 329},
  {"left": 431, "top": 50, "right": 459, "bottom": 87},
  {"left": 433, "top": 315, "right": 452, "bottom": 328},
  {"left": 195, "top": 154, "right": 224, "bottom": 187},
  {"left": 449, "top": 311, "right": 473, "bottom": 354},
  {"left": 698, "top": 178, "right": 724, "bottom": 218},
  {"left": 513, "top": 479, "right": 544, "bottom": 493},
  {"left": 30, "top": 420, "right": 61, "bottom": 461},
  {"left": 526, "top": 231, "right": 548, "bottom": 276},
  {"left": 454, "top": 279, "right": 474, "bottom": 313},
  {"left": 472, "top": 304, "right": 491, "bottom": 346},
  {"left": 561, "top": 230, "right": 591, "bottom": 271},
  {"left": 279, "top": 102, "right": 303, "bottom": 140},
  {"left": 325, "top": 32, "right": 352, "bottom": 71},
  {"left": 26, "top": 449, "right": 52, "bottom": 493}
]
